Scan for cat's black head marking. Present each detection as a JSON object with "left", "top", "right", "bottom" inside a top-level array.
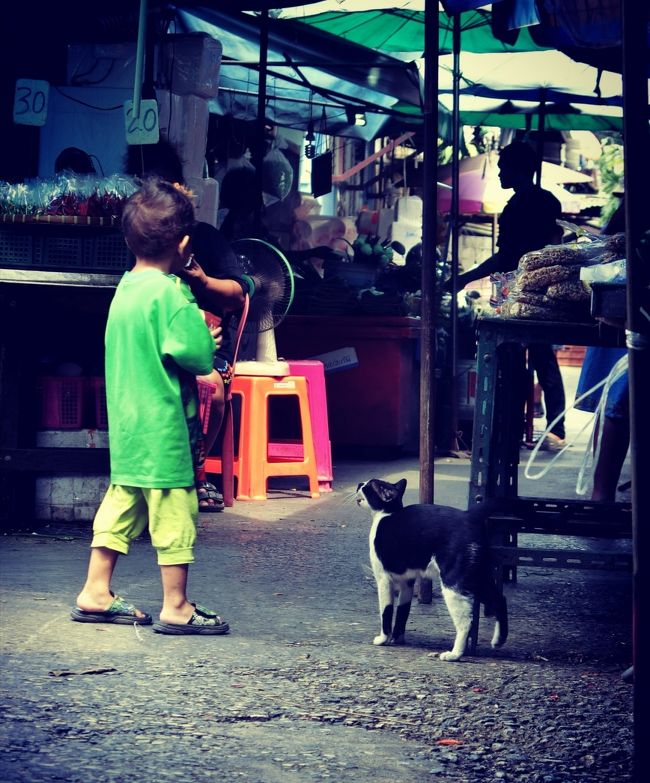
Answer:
[{"left": 357, "top": 478, "right": 407, "bottom": 513}]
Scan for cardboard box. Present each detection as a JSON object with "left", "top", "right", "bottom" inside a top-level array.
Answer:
[
  {"left": 158, "top": 34, "right": 222, "bottom": 99},
  {"left": 157, "top": 91, "right": 210, "bottom": 180}
]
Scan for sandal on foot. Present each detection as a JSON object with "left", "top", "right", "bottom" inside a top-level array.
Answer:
[
  {"left": 152, "top": 603, "right": 230, "bottom": 636},
  {"left": 71, "top": 595, "right": 152, "bottom": 625},
  {"left": 197, "top": 481, "right": 225, "bottom": 513}
]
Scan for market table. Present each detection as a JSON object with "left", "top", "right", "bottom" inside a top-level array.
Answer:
[
  {"left": 0, "top": 269, "right": 118, "bottom": 528},
  {"left": 468, "top": 315, "right": 632, "bottom": 575},
  {"left": 463, "top": 314, "right": 633, "bottom": 652}
]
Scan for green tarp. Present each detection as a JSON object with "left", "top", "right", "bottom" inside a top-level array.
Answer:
[{"left": 296, "top": 8, "right": 549, "bottom": 55}]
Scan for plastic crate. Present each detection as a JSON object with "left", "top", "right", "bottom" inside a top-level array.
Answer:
[
  {"left": 41, "top": 233, "right": 86, "bottom": 267},
  {"left": 38, "top": 376, "right": 84, "bottom": 429},
  {"left": 93, "top": 232, "right": 132, "bottom": 270},
  {"left": 0, "top": 227, "right": 34, "bottom": 267},
  {"left": 197, "top": 380, "right": 217, "bottom": 434},
  {"left": 0, "top": 223, "right": 131, "bottom": 272},
  {"left": 89, "top": 376, "right": 108, "bottom": 430}
]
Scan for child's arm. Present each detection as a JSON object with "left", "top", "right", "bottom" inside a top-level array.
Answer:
[{"left": 181, "top": 257, "right": 247, "bottom": 313}]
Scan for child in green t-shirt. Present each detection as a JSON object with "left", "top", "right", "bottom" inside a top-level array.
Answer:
[{"left": 72, "top": 178, "right": 230, "bottom": 635}]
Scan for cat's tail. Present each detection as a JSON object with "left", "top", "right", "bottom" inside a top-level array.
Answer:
[{"left": 484, "top": 592, "right": 508, "bottom": 648}]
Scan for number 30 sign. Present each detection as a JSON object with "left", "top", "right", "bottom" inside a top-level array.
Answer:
[
  {"left": 124, "top": 99, "right": 160, "bottom": 145},
  {"left": 13, "top": 79, "right": 49, "bottom": 126}
]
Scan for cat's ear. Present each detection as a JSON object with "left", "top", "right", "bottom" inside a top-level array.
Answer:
[{"left": 395, "top": 478, "right": 407, "bottom": 498}]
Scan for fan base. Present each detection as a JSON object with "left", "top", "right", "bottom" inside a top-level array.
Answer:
[{"left": 235, "top": 360, "right": 291, "bottom": 377}]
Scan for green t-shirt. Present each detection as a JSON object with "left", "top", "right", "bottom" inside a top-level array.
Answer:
[{"left": 105, "top": 269, "right": 214, "bottom": 488}]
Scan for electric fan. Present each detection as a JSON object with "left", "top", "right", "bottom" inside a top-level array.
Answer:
[{"left": 230, "top": 237, "right": 295, "bottom": 376}]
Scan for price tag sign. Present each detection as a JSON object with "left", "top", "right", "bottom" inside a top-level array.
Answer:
[
  {"left": 124, "top": 99, "right": 160, "bottom": 145},
  {"left": 13, "top": 79, "right": 49, "bottom": 126}
]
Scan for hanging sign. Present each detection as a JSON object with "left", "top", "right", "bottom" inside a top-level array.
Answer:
[
  {"left": 124, "top": 99, "right": 160, "bottom": 145},
  {"left": 13, "top": 79, "right": 49, "bottom": 126}
]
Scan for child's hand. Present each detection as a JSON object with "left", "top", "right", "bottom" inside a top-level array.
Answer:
[
  {"left": 209, "top": 324, "right": 223, "bottom": 353},
  {"left": 181, "top": 255, "right": 208, "bottom": 288}
]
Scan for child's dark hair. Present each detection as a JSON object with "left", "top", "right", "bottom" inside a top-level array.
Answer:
[{"left": 122, "top": 178, "right": 195, "bottom": 259}]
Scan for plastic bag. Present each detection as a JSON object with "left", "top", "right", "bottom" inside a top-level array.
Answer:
[
  {"left": 262, "top": 146, "right": 293, "bottom": 206},
  {"left": 489, "top": 271, "right": 516, "bottom": 310},
  {"left": 580, "top": 258, "right": 626, "bottom": 286}
]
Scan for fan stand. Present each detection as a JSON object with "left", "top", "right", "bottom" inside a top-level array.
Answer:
[{"left": 235, "top": 328, "right": 290, "bottom": 377}]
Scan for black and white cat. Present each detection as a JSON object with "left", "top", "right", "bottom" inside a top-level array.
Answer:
[{"left": 357, "top": 477, "right": 508, "bottom": 661}]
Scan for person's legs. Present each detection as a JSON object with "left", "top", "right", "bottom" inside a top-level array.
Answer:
[
  {"left": 198, "top": 369, "right": 226, "bottom": 454},
  {"left": 591, "top": 414, "right": 630, "bottom": 502},
  {"left": 529, "top": 344, "right": 566, "bottom": 440},
  {"left": 196, "top": 369, "right": 227, "bottom": 511},
  {"left": 75, "top": 485, "right": 149, "bottom": 619},
  {"left": 146, "top": 486, "right": 229, "bottom": 633},
  {"left": 76, "top": 546, "right": 120, "bottom": 611},
  {"left": 159, "top": 563, "right": 195, "bottom": 624},
  {"left": 146, "top": 486, "right": 196, "bottom": 622}
]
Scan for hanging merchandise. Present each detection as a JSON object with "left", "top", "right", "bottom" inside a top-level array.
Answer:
[
  {"left": 311, "top": 107, "right": 332, "bottom": 198},
  {"left": 262, "top": 144, "right": 294, "bottom": 206}
]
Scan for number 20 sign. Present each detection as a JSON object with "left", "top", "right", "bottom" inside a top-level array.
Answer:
[
  {"left": 13, "top": 79, "right": 49, "bottom": 126},
  {"left": 124, "top": 99, "right": 160, "bottom": 145}
]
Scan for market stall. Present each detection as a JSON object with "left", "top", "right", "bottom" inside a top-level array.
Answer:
[{"left": 0, "top": 2, "right": 438, "bottom": 524}]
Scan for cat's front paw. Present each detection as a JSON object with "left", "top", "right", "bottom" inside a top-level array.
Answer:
[
  {"left": 391, "top": 633, "right": 406, "bottom": 645},
  {"left": 439, "top": 650, "right": 463, "bottom": 662},
  {"left": 373, "top": 633, "right": 390, "bottom": 646}
]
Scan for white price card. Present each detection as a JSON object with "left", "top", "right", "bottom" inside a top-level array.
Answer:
[
  {"left": 13, "top": 79, "right": 49, "bottom": 126},
  {"left": 124, "top": 99, "right": 160, "bottom": 145}
]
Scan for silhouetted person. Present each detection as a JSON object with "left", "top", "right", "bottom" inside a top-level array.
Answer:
[{"left": 453, "top": 142, "right": 566, "bottom": 448}]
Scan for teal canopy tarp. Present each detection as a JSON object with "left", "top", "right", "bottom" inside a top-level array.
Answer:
[
  {"left": 296, "top": 8, "right": 549, "bottom": 55},
  {"left": 451, "top": 98, "right": 623, "bottom": 132}
]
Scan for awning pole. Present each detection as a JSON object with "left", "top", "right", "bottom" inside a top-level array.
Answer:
[
  {"left": 132, "top": 0, "right": 148, "bottom": 119},
  {"left": 449, "top": 12, "right": 462, "bottom": 454},
  {"left": 419, "top": 0, "right": 440, "bottom": 505},
  {"left": 254, "top": 8, "right": 269, "bottom": 231},
  {"left": 622, "top": 2, "right": 650, "bottom": 779},
  {"left": 535, "top": 88, "right": 546, "bottom": 185}
]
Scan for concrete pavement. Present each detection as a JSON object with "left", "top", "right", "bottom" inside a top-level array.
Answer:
[{"left": 0, "top": 367, "right": 634, "bottom": 783}]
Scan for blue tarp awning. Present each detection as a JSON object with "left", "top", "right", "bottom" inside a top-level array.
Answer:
[{"left": 175, "top": 6, "right": 426, "bottom": 140}]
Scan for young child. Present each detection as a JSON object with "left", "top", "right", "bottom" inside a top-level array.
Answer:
[
  {"left": 126, "top": 141, "right": 250, "bottom": 512},
  {"left": 72, "top": 178, "right": 230, "bottom": 635}
]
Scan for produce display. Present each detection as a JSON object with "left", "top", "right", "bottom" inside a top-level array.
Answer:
[
  {"left": 0, "top": 174, "right": 137, "bottom": 224},
  {"left": 352, "top": 234, "right": 395, "bottom": 266},
  {"left": 501, "top": 232, "right": 626, "bottom": 322}
]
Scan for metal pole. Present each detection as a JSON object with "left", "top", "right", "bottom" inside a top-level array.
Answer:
[
  {"left": 448, "top": 12, "right": 462, "bottom": 453},
  {"left": 132, "top": 0, "right": 148, "bottom": 119},
  {"left": 535, "top": 88, "right": 546, "bottom": 185},
  {"left": 254, "top": 8, "right": 269, "bottom": 231},
  {"left": 622, "top": 2, "right": 650, "bottom": 781},
  {"left": 419, "top": 0, "right": 440, "bottom": 505}
]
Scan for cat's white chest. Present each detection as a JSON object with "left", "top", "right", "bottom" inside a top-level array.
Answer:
[
  {"left": 368, "top": 511, "right": 388, "bottom": 572},
  {"left": 369, "top": 510, "right": 439, "bottom": 580}
]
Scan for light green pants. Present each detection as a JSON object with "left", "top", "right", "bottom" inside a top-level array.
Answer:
[{"left": 92, "top": 484, "right": 198, "bottom": 565}]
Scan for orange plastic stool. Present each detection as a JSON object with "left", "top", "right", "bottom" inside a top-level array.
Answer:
[{"left": 205, "top": 375, "right": 320, "bottom": 501}]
